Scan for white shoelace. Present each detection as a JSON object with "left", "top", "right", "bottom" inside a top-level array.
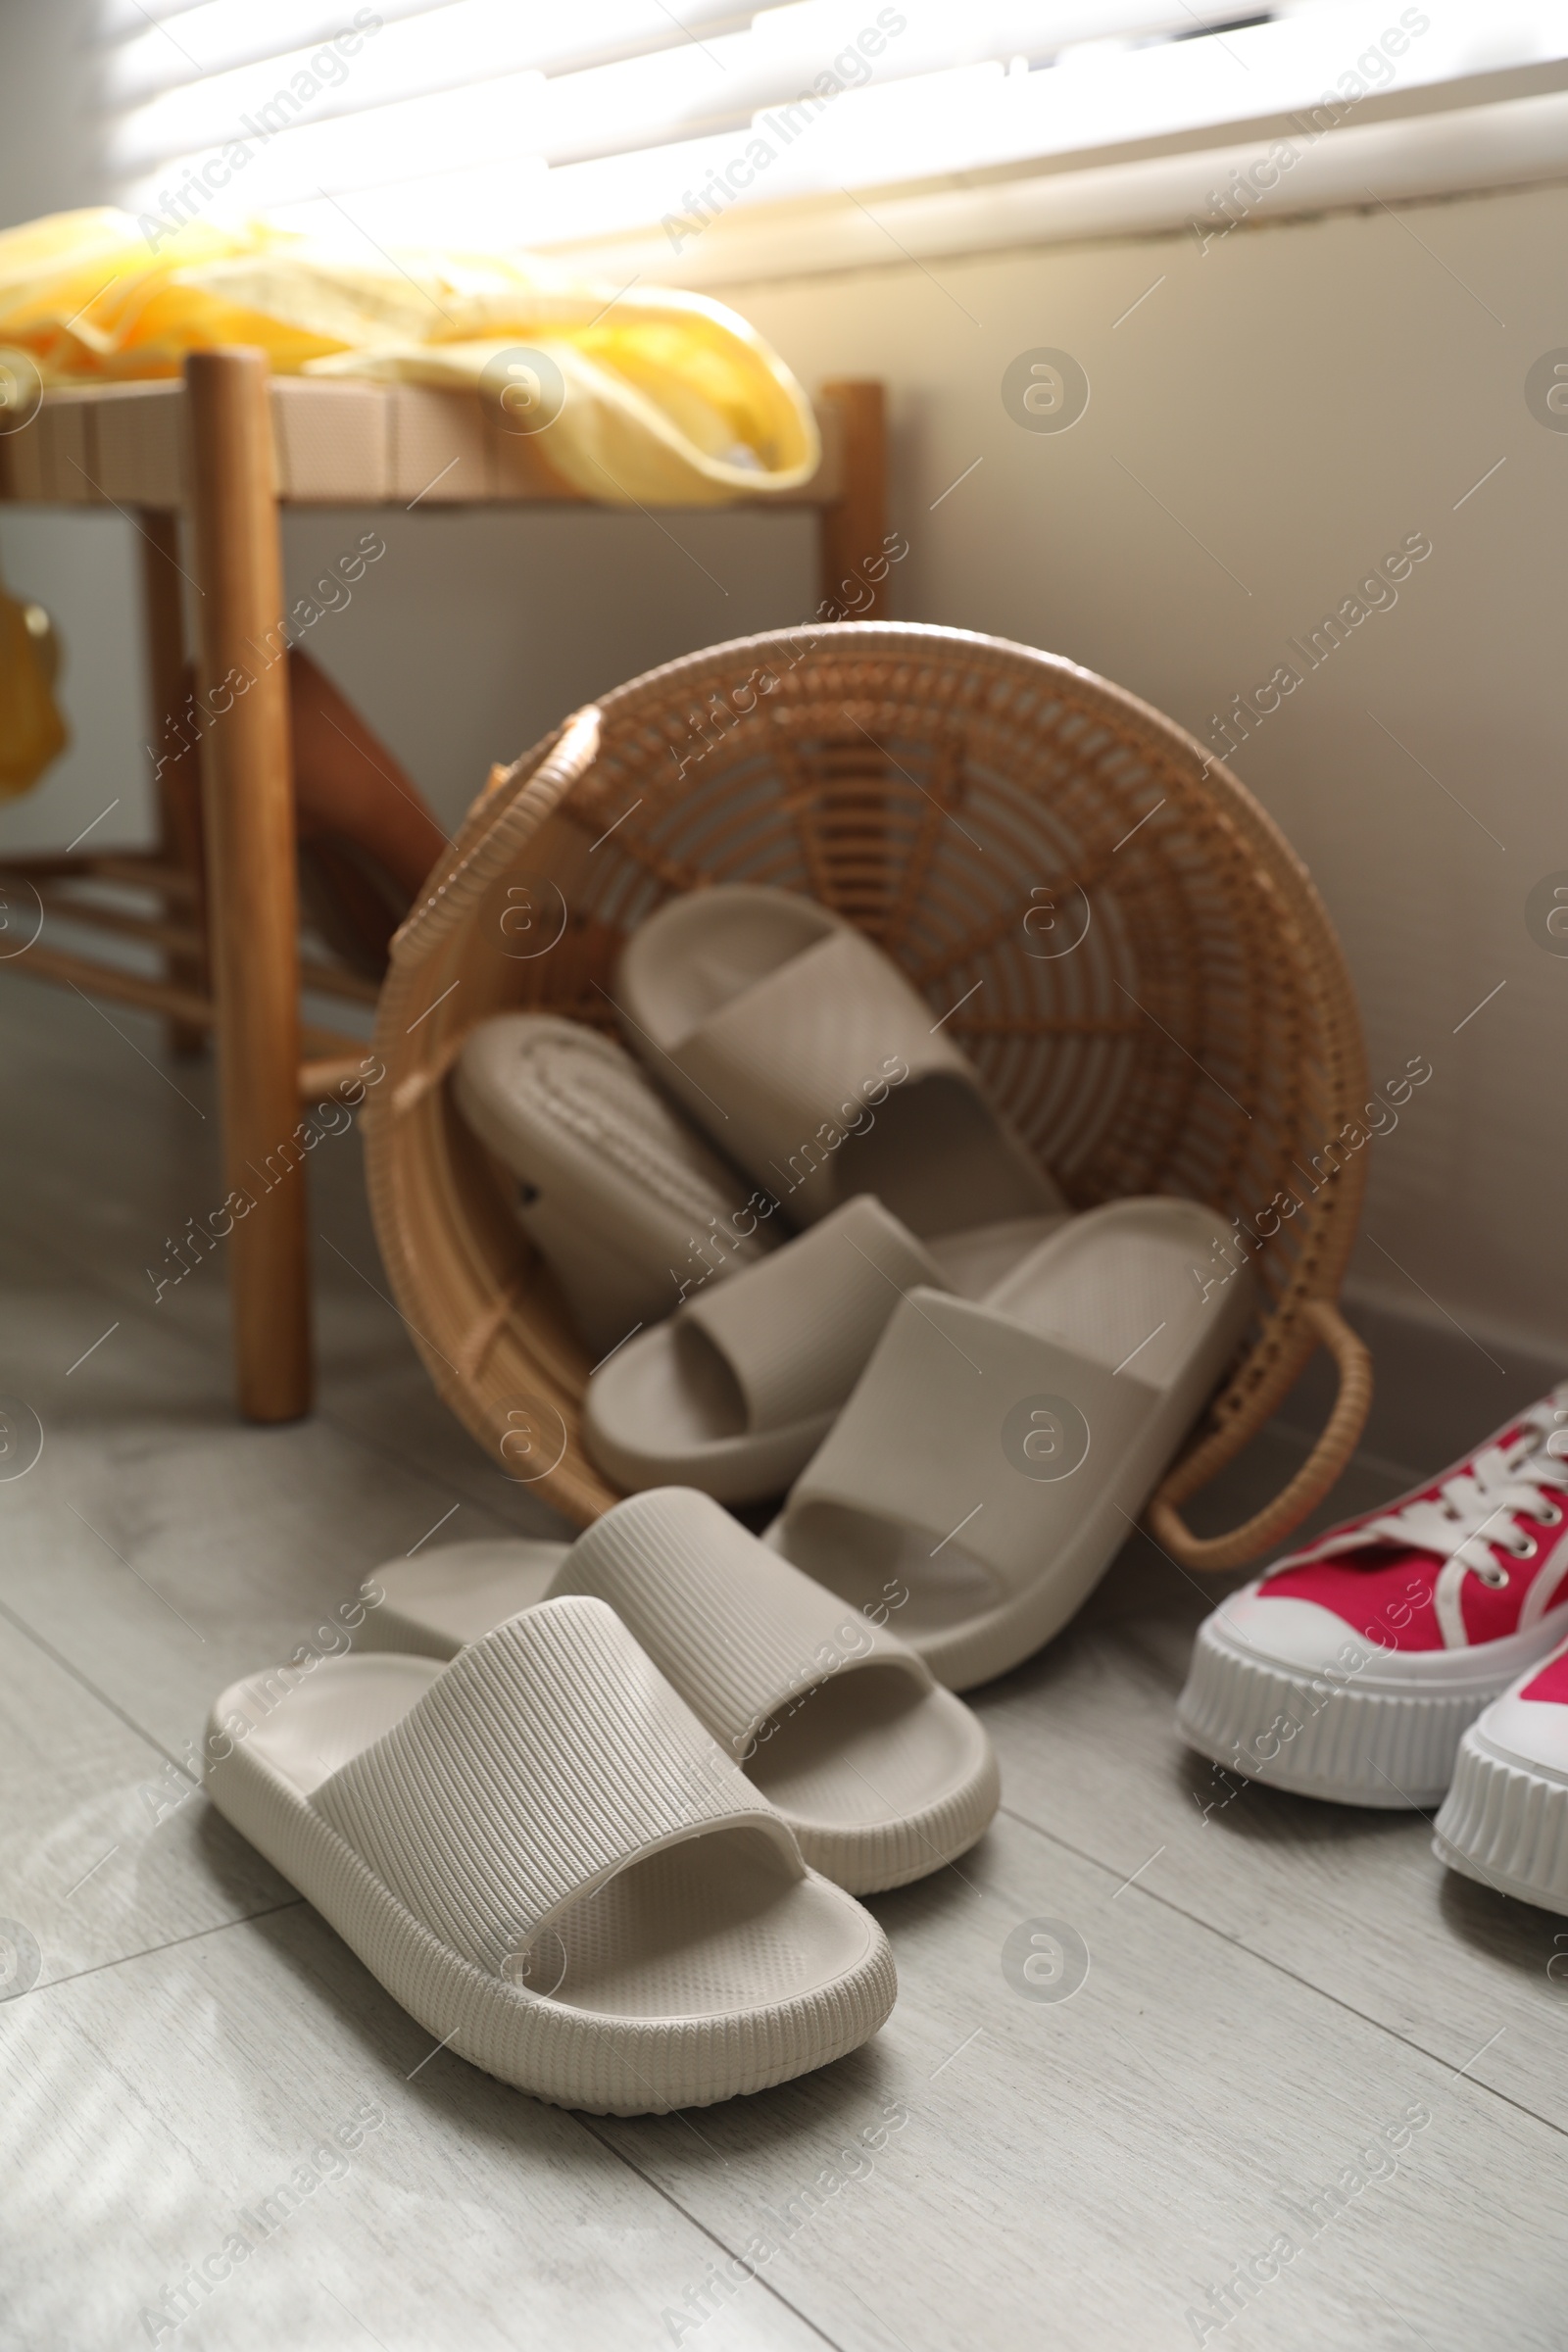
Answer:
[{"left": 1355, "top": 1393, "right": 1568, "bottom": 1590}]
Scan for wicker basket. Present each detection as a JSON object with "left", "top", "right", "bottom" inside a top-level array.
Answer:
[{"left": 365, "top": 622, "right": 1372, "bottom": 1571}]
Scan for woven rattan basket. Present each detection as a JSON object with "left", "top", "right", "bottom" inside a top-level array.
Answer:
[{"left": 366, "top": 622, "right": 1373, "bottom": 1571}]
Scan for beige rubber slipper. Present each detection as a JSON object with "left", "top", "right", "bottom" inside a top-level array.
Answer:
[
  {"left": 365, "top": 1487, "right": 1001, "bottom": 1896},
  {"left": 770, "top": 1198, "right": 1258, "bottom": 1690},
  {"left": 205, "top": 1594, "right": 894, "bottom": 2115},
  {"left": 583, "top": 1194, "right": 1067, "bottom": 1502},
  {"left": 452, "top": 1013, "right": 772, "bottom": 1355},
  {"left": 614, "top": 883, "right": 1064, "bottom": 1231}
]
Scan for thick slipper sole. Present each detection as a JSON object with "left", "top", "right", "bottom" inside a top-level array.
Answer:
[{"left": 453, "top": 1014, "right": 769, "bottom": 1356}]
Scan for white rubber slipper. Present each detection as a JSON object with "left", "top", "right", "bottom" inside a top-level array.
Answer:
[
  {"left": 614, "top": 883, "right": 1064, "bottom": 1232},
  {"left": 205, "top": 1594, "right": 894, "bottom": 2114},
  {"left": 452, "top": 1013, "right": 771, "bottom": 1355},
  {"left": 770, "top": 1198, "right": 1258, "bottom": 1690},
  {"left": 583, "top": 1195, "right": 1067, "bottom": 1502},
  {"left": 365, "top": 1487, "right": 1001, "bottom": 1895}
]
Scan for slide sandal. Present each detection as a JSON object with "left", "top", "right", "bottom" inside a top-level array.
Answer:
[
  {"left": 770, "top": 1199, "right": 1258, "bottom": 1690},
  {"left": 453, "top": 1013, "right": 772, "bottom": 1355},
  {"left": 365, "top": 1487, "right": 1001, "bottom": 1895},
  {"left": 205, "top": 1595, "right": 893, "bottom": 2115},
  {"left": 584, "top": 1194, "right": 1068, "bottom": 1502},
  {"left": 615, "top": 883, "right": 1064, "bottom": 1232}
]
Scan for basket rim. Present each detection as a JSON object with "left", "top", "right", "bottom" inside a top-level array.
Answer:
[{"left": 577, "top": 614, "right": 1343, "bottom": 955}]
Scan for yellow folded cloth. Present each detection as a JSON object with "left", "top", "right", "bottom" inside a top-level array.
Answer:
[{"left": 0, "top": 208, "right": 818, "bottom": 507}]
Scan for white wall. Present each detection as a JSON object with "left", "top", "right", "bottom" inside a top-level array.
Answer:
[
  {"left": 729, "top": 188, "right": 1568, "bottom": 1368},
  {"left": 2, "top": 1, "right": 1562, "bottom": 1364}
]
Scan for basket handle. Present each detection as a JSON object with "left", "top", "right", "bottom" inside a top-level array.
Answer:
[{"left": 1145, "top": 1300, "right": 1373, "bottom": 1574}]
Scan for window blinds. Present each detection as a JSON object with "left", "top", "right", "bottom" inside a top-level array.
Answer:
[{"left": 100, "top": 2, "right": 1568, "bottom": 259}]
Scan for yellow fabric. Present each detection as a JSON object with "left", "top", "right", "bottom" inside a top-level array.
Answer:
[
  {"left": 0, "top": 208, "right": 819, "bottom": 507},
  {"left": 0, "top": 588, "right": 67, "bottom": 801}
]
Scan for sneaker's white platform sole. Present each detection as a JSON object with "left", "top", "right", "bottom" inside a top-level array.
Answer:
[
  {"left": 1434, "top": 1727, "right": 1568, "bottom": 1916},
  {"left": 1176, "top": 1609, "right": 1568, "bottom": 1812}
]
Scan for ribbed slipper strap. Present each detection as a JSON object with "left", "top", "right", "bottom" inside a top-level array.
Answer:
[
  {"left": 680, "top": 1195, "right": 949, "bottom": 1431},
  {"left": 785, "top": 1290, "right": 1156, "bottom": 1597},
  {"left": 670, "top": 927, "right": 999, "bottom": 1220},
  {"left": 312, "top": 1595, "right": 795, "bottom": 1976},
  {"left": 554, "top": 1488, "right": 933, "bottom": 1759}
]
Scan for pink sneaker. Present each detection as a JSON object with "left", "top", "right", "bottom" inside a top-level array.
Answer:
[
  {"left": 1177, "top": 1386, "right": 1568, "bottom": 1808},
  {"left": 1434, "top": 1639, "right": 1568, "bottom": 1913}
]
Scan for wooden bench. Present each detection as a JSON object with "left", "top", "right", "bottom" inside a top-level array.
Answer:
[{"left": 0, "top": 353, "right": 887, "bottom": 1421}]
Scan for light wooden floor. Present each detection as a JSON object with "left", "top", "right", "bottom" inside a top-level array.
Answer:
[{"left": 4, "top": 973, "right": 1566, "bottom": 2352}]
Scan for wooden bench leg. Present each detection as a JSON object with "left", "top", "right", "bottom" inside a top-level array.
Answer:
[
  {"left": 818, "top": 380, "right": 888, "bottom": 617},
  {"left": 186, "top": 348, "right": 312, "bottom": 1423},
  {"left": 137, "top": 509, "right": 206, "bottom": 1056}
]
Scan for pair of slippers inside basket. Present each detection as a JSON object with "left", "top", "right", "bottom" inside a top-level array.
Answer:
[{"left": 205, "top": 885, "right": 1253, "bottom": 2114}]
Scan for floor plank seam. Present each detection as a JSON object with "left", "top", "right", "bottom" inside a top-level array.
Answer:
[
  {"left": 310, "top": 1391, "right": 562, "bottom": 1535},
  {"left": 574, "top": 2116, "right": 855, "bottom": 2352},
  {"left": 0, "top": 1587, "right": 200, "bottom": 1777},
  {"left": 105, "top": 1216, "right": 559, "bottom": 1539},
  {"left": 7, "top": 1184, "right": 201, "bottom": 1350},
  {"left": 996, "top": 1800, "right": 1568, "bottom": 2142},
  {"left": 13, "top": 1896, "right": 307, "bottom": 2006},
  {"left": 2, "top": 1221, "right": 554, "bottom": 1636},
  {"left": 3, "top": 1158, "right": 473, "bottom": 1507}
]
